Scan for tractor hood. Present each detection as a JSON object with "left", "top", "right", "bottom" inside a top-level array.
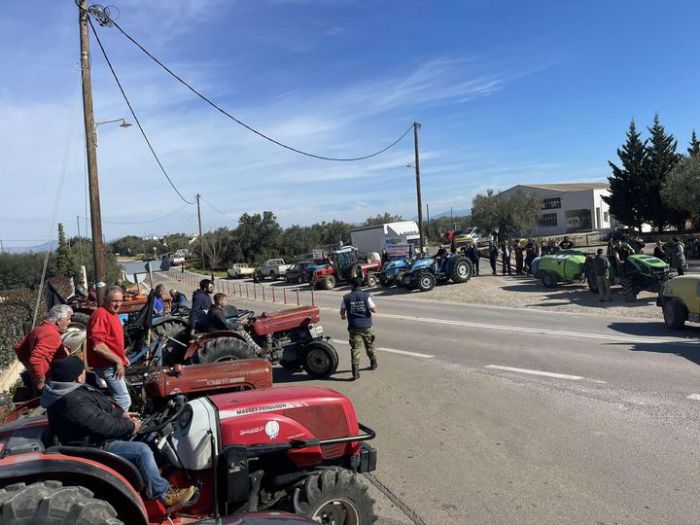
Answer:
[
  {"left": 628, "top": 254, "right": 668, "bottom": 271},
  {"left": 407, "top": 258, "right": 434, "bottom": 272}
]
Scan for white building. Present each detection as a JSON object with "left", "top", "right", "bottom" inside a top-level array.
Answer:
[
  {"left": 350, "top": 221, "right": 420, "bottom": 255},
  {"left": 500, "top": 183, "right": 613, "bottom": 236}
]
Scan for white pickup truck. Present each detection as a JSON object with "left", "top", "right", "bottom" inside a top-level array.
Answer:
[
  {"left": 227, "top": 263, "right": 255, "bottom": 279},
  {"left": 255, "top": 258, "right": 291, "bottom": 280}
]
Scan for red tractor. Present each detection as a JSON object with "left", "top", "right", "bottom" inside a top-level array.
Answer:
[
  {"left": 309, "top": 247, "right": 382, "bottom": 290},
  {"left": 0, "top": 386, "right": 378, "bottom": 524}
]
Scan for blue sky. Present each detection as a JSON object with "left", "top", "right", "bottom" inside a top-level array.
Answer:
[{"left": 2, "top": 0, "right": 700, "bottom": 247}]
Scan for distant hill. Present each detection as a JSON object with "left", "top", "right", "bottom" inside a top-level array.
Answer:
[
  {"left": 430, "top": 208, "right": 470, "bottom": 219},
  {"left": 3, "top": 241, "right": 56, "bottom": 254}
]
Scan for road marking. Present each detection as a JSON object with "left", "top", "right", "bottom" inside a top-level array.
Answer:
[
  {"left": 485, "top": 364, "right": 606, "bottom": 383},
  {"left": 687, "top": 394, "right": 700, "bottom": 401},
  {"left": 331, "top": 339, "right": 434, "bottom": 359}
]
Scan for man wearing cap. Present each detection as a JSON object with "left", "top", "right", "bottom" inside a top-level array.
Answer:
[
  {"left": 14, "top": 304, "right": 73, "bottom": 391},
  {"left": 87, "top": 285, "right": 131, "bottom": 410},
  {"left": 41, "top": 356, "right": 196, "bottom": 508}
]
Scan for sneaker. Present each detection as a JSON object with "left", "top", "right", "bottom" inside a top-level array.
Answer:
[{"left": 164, "top": 485, "right": 196, "bottom": 507}]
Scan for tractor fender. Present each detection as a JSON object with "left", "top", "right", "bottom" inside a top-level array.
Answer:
[
  {"left": 184, "top": 330, "right": 249, "bottom": 361},
  {"left": 0, "top": 452, "right": 148, "bottom": 525}
]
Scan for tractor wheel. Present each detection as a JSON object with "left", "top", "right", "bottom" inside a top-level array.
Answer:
[
  {"left": 280, "top": 359, "right": 303, "bottom": 371},
  {"left": 380, "top": 276, "right": 393, "bottom": 288},
  {"left": 302, "top": 340, "right": 339, "bottom": 378},
  {"left": 621, "top": 277, "right": 637, "bottom": 302},
  {"left": 194, "top": 336, "right": 257, "bottom": 364},
  {"left": 663, "top": 300, "right": 687, "bottom": 330},
  {"left": 293, "top": 467, "right": 377, "bottom": 524},
  {"left": 0, "top": 480, "right": 123, "bottom": 525},
  {"left": 450, "top": 258, "right": 473, "bottom": 283},
  {"left": 152, "top": 318, "right": 188, "bottom": 341},
  {"left": 541, "top": 272, "right": 558, "bottom": 288},
  {"left": 256, "top": 272, "right": 265, "bottom": 281},
  {"left": 365, "top": 273, "right": 379, "bottom": 288},
  {"left": 417, "top": 272, "right": 437, "bottom": 292},
  {"left": 71, "top": 312, "right": 91, "bottom": 328},
  {"left": 322, "top": 275, "right": 336, "bottom": 290}
]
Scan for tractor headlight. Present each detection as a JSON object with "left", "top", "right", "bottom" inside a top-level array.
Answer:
[{"left": 309, "top": 324, "right": 323, "bottom": 338}]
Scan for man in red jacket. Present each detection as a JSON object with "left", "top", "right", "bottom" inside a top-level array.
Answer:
[
  {"left": 14, "top": 304, "right": 73, "bottom": 391},
  {"left": 87, "top": 286, "right": 131, "bottom": 410}
]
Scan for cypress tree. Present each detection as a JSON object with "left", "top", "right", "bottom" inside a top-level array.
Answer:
[
  {"left": 688, "top": 130, "right": 700, "bottom": 158},
  {"left": 643, "top": 114, "right": 680, "bottom": 230},
  {"left": 603, "top": 120, "right": 647, "bottom": 232}
]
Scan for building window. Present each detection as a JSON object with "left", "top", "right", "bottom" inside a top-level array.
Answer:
[
  {"left": 542, "top": 197, "right": 561, "bottom": 210},
  {"left": 537, "top": 213, "right": 558, "bottom": 228},
  {"left": 603, "top": 211, "right": 609, "bottom": 222},
  {"left": 565, "top": 209, "right": 592, "bottom": 232}
]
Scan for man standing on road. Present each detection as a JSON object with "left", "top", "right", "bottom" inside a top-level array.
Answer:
[
  {"left": 464, "top": 243, "right": 480, "bottom": 276},
  {"left": 340, "top": 278, "right": 377, "bottom": 381},
  {"left": 500, "top": 240, "right": 512, "bottom": 275},
  {"left": 593, "top": 248, "right": 612, "bottom": 302},
  {"left": 488, "top": 242, "right": 498, "bottom": 275},
  {"left": 668, "top": 237, "right": 686, "bottom": 275},
  {"left": 14, "top": 304, "right": 73, "bottom": 391},
  {"left": 87, "top": 286, "right": 131, "bottom": 411},
  {"left": 189, "top": 279, "right": 214, "bottom": 338}
]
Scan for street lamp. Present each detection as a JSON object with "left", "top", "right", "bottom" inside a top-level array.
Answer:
[{"left": 94, "top": 118, "right": 132, "bottom": 147}]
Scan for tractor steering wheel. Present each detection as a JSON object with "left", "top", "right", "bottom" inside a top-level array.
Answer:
[{"left": 135, "top": 395, "right": 187, "bottom": 437}]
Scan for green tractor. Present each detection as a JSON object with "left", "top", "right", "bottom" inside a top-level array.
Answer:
[{"left": 533, "top": 251, "right": 670, "bottom": 302}]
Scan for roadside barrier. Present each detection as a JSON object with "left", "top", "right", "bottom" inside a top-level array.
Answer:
[{"left": 162, "top": 269, "right": 316, "bottom": 307}]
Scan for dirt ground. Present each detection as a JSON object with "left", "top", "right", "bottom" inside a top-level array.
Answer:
[{"left": 371, "top": 272, "right": 663, "bottom": 320}]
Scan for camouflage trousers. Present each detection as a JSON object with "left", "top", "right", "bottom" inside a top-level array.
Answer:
[{"left": 348, "top": 328, "right": 376, "bottom": 366}]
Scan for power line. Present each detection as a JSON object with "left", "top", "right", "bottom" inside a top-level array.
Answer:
[
  {"left": 78, "top": 204, "right": 190, "bottom": 225},
  {"left": 88, "top": 4, "right": 413, "bottom": 162},
  {"left": 88, "top": 18, "right": 195, "bottom": 205},
  {"left": 200, "top": 197, "right": 239, "bottom": 222}
]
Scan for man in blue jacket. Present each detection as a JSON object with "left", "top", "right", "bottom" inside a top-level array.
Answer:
[
  {"left": 340, "top": 278, "right": 378, "bottom": 380},
  {"left": 189, "top": 278, "right": 214, "bottom": 338}
]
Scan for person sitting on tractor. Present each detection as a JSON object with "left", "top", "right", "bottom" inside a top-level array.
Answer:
[
  {"left": 435, "top": 247, "right": 448, "bottom": 273},
  {"left": 610, "top": 239, "right": 634, "bottom": 280},
  {"left": 207, "top": 293, "right": 263, "bottom": 352},
  {"left": 189, "top": 279, "right": 214, "bottom": 339},
  {"left": 14, "top": 304, "right": 73, "bottom": 392},
  {"left": 40, "top": 356, "right": 196, "bottom": 508},
  {"left": 153, "top": 284, "right": 166, "bottom": 316},
  {"left": 169, "top": 288, "right": 187, "bottom": 314},
  {"left": 559, "top": 236, "right": 574, "bottom": 250},
  {"left": 629, "top": 232, "right": 646, "bottom": 254}
]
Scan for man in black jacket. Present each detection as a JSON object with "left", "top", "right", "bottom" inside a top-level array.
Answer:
[
  {"left": 189, "top": 278, "right": 214, "bottom": 338},
  {"left": 40, "top": 356, "right": 195, "bottom": 508},
  {"left": 207, "top": 293, "right": 262, "bottom": 353}
]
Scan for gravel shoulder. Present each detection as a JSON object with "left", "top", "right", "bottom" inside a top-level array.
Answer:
[{"left": 370, "top": 273, "right": 663, "bottom": 320}]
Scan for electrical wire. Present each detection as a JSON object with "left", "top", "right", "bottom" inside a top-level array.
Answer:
[
  {"left": 88, "top": 18, "right": 195, "bottom": 205},
  {"left": 200, "top": 197, "right": 239, "bottom": 222},
  {"left": 78, "top": 204, "right": 190, "bottom": 225},
  {"left": 87, "top": 4, "right": 414, "bottom": 162}
]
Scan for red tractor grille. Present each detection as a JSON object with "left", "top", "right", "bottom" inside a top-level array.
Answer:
[
  {"left": 282, "top": 404, "right": 349, "bottom": 445},
  {"left": 321, "top": 443, "right": 347, "bottom": 459}
]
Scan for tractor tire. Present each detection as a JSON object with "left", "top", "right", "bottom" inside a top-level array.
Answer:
[
  {"left": 302, "top": 340, "right": 339, "bottom": 378},
  {"left": 293, "top": 467, "right": 377, "bottom": 524},
  {"left": 417, "top": 272, "right": 437, "bottom": 292},
  {"left": 380, "top": 276, "right": 393, "bottom": 288},
  {"left": 621, "top": 277, "right": 637, "bottom": 302},
  {"left": 450, "top": 258, "right": 473, "bottom": 283},
  {"left": 321, "top": 275, "right": 336, "bottom": 290},
  {"left": 663, "top": 300, "right": 687, "bottom": 330},
  {"left": 541, "top": 272, "right": 558, "bottom": 288},
  {"left": 0, "top": 480, "right": 123, "bottom": 525},
  {"left": 194, "top": 336, "right": 257, "bottom": 364},
  {"left": 365, "top": 273, "right": 379, "bottom": 288},
  {"left": 280, "top": 359, "right": 303, "bottom": 371},
  {"left": 71, "top": 312, "right": 91, "bottom": 328},
  {"left": 256, "top": 272, "right": 265, "bottom": 282},
  {"left": 152, "top": 318, "right": 188, "bottom": 341}
]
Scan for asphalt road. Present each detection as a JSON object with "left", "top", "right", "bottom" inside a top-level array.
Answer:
[{"left": 157, "top": 270, "right": 700, "bottom": 524}]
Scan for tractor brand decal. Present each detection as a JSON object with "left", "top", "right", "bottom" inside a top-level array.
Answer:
[
  {"left": 240, "top": 426, "right": 264, "bottom": 436},
  {"left": 219, "top": 401, "right": 306, "bottom": 419},
  {"left": 205, "top": 377, "right": 245, "bottom": 386},
  {"left": 265, "top": 421, "right": 280, "bottom": 440}
]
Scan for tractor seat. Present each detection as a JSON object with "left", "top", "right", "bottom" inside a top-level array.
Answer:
[{"left": 44, "top": 445, "right": 145, "bottom": 491}]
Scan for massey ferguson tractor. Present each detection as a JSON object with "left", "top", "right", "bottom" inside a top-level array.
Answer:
[{"left": 0, "top": 386, "right": 378, "bottom": 524}]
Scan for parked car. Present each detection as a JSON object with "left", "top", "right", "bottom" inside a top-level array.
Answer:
[
  {"left": 256, "top": 258, "right": 291, "bottom": 280},
  {"left": 658, "top": 274, "right": 700, "bottom": 329},
  {"left": 228, "top": 262, "right": 255, "bottom": 279},
  {"left": 285, "top": 261, "right": 314, "bottom": 283}
]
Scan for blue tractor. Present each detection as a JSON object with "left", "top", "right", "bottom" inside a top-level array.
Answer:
[
  {"left": 401, "top": 253, "right": 473, "bottom": 292},
  {"left": 379, "top": 258, "right": 411, "bottom": 287}
]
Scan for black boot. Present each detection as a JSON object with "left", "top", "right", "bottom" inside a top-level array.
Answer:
[
  {"left": 352, "top": 364, "right": 360, "bottom": 380},
  {"left": 369, "top": 357, "right": 378, "bottom": 370}
]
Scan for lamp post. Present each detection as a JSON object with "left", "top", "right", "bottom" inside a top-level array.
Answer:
[{"left": 94, "top": 118, "right": 132, "bottom": 147}]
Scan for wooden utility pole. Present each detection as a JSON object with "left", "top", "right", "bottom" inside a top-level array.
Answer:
[
  {"left": 79, "top": 0, "right": 106, "bottom": 303},
  {"left": 196, "top": 193, "right": 205, "bottom": 270},
  {"left": 412, "top": 122, "right": 425, "bottom": 254}
]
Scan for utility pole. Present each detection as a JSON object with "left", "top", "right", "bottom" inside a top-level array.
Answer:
[
  {"left": 79, "top": 0, "right": 106, "bottom": 303},
  {"left": 426, "top": 203, "right": 430, "bottom": 233},
  {"left": 450, "top": 207, "right": 456, "bottom": 231},
  {"left": 76, "top": 215, "right": 84, "bottom": 267},
  {"left": 196, "top": 193, "right": 205, "bottom": 271},
  {"left": 412, "top": 122, "right": 425, "bottom": 254}
]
